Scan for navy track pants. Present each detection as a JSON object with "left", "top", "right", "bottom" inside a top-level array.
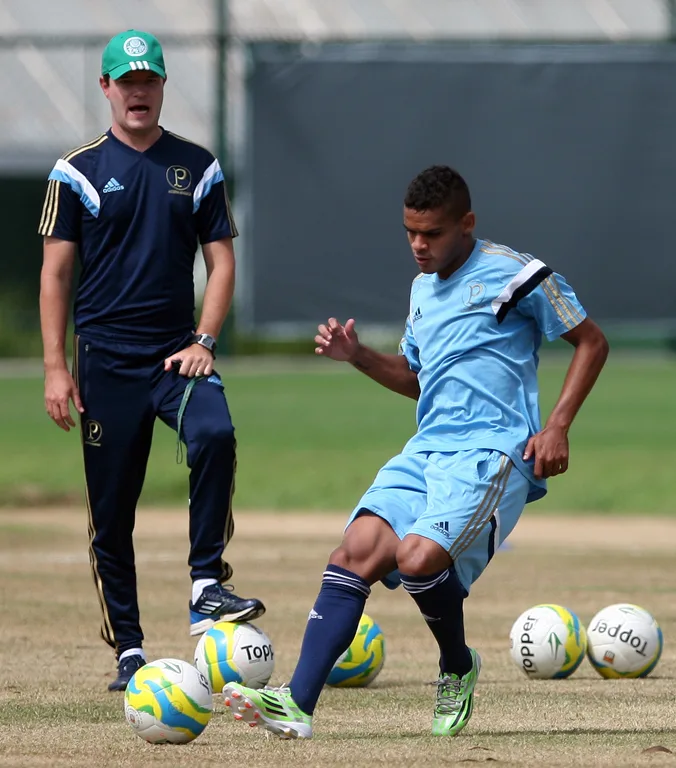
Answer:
[{"left": 73, "top": 333, "right": 236, "bottom": 656}]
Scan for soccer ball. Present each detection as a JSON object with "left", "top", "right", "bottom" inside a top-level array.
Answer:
[
  {"left": 124, "top": 658, "right": 212, "bottom": 744},
  {"left": 326, "top": 613, "right": 385, "bottom": 687},
  {"left": 509, "top": 604, "right": 587, "bottom": 679},
  {"left": 586, "top": 603, "right": 663, "bottom": 679},
  {"left": 194, "top": 621, "right": 274, "bottom": 692}
]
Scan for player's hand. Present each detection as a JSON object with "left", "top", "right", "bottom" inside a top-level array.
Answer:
[
  {"left": 523, "top": 425, "right": 569, "bottom": 479},
  {"left": 314, "top": 317, "right": 360, "bottom": 362},
  {"left": 164, "top": 344, "right": 214, "bottom": 378},
  {"left": 44, "top": 368, "right": 84, "bottom": 432}
]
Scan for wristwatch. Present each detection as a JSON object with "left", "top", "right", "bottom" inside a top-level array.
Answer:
[{"left": 193, "top": 333, "right": 217, "bottom": 355}]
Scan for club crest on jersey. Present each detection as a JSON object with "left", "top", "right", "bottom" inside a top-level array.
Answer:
[
  {"left": 166, "top": 165, "right": 192, "bottom": 196},
  {"left": 124, "top": 37, "right": 148, "bottom": 57},
  {"left": 463, "top": 281, "right": 487, "bottom": 308}
]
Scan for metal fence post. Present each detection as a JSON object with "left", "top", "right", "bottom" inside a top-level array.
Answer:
[
  {"left": 668, "top": 0, "right": 676, "bottom": 41},
  {"left": 214, "top": 0, "right": 236, "bottom": 357}
]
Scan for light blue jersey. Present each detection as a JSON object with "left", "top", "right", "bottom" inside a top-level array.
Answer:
[
  {"left": 348, "top": 238, "right": 587, "bottom": 592},
  {"left": 398, "top": 239, "right": 586, "bottom": 502}
]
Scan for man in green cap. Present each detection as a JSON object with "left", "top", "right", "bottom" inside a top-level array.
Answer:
[{"left": 38, "top": 30, "right": 265, "bottom": 691}]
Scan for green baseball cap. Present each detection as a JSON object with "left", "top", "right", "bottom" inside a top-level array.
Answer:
[{"left": 101, "top": 30, "right": 166, "bottom": 80}]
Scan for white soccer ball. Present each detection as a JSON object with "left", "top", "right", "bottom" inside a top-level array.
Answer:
[
  {"left": 194, "top": 621, "right": 274, "bottom": 692},
  {"left": 509, "top": 604, "right": 587, "bottom": 679},
  {"left": 124, "top": 658, "right": 213, "bottom": 744},
  {"left": 586, "top": 603, "right": 663, "bottom": 679}
]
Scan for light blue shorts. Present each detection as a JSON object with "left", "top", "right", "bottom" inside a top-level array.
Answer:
[{"left": 347, "top": 449, "right": 529, "bottom": 594}]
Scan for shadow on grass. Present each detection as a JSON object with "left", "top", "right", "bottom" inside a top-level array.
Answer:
[
  {"left": 471, "top": 727, "right": 676, "bottom": 737},
  {"left": 473, "top": 675, "right": 676, "bottom": 684},
  {"left": 333, "top": 726, "right": 676, "bottom": 741}
]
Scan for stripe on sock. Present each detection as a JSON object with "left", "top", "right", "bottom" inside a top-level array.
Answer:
[
  {"left": 322, "top": 569, "right": 371, "bottom": 597},
  {"left": 400, "top": 570, "right": 449, "bottom": 594}
]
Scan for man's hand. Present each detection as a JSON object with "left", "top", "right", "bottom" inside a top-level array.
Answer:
[
  {"left": 164, "top": 343, "right": 214, "bottom": 378},
  {"left": 315, "top": 318, "right": 360, "bottom": 362},
  {"left": 316, "top": 317, "right": 420, "bottom": 399},
  {"left": 523, "top": 425, "right": 569, "bottom": 479},
  {"left": 45, "top": 368, "right": 84, "bottom": 431},
  {"left": 524, "top": 317, "right": 608, "bottom": 480}
]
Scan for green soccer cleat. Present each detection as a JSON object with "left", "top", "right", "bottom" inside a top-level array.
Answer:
[
  {"left": 432, "top": 648, "right": 481, "bottom": 736},
  {"left": 223, "top": 683, "right": 313, "bottom": 740}
]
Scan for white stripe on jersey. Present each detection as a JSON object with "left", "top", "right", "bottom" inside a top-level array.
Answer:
[
  {"left": 491, "top": 259, "right": 549, "bottom": 317},
  {"left": 50, "top": 158, "right": 101, "bottom": 216},
  {"left": 193, "top": 158, "right": 224, "bottom": 213}
]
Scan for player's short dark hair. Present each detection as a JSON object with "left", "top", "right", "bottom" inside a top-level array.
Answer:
[
  {"left": 103, "top": 74, "right": 110, "bottom": 85},
  {"left": 404, "top": 165, "right": 472, "bottom": 220}
]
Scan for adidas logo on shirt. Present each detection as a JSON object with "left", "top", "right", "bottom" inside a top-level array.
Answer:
[
  {"left": 412, "top": 306, "right": 423, "bottom": 323},
  {"left": 102, "top": 177, "right": 124, "bottom": 193}
]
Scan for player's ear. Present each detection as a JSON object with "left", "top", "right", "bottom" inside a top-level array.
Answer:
[{"left": 461, "top": 211, "right": 476, "bottom": 234}]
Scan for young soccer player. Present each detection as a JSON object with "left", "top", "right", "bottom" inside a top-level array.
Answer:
[{"left": 223, "top": 165, "right": 609, "bottom": 738}]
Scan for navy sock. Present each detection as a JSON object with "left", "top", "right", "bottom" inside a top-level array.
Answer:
[
  {"left": 400, "top": 567, "right": 472, "bottom": 677},
  {"left": 289, "top": 564, "right": 370, "bottom": 715}
]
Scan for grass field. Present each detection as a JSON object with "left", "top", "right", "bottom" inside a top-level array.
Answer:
[
  {"left": 1, "top": 353, "right": 675, "bottom": 512},
  {"left": 0, "top": 508, "right": 674, "bottom": 767}
]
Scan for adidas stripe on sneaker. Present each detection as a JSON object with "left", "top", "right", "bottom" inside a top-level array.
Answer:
[{"left": 224, "top": 683, "right": 313, "bottom": 739}]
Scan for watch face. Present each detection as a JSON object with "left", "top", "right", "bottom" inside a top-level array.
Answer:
[{"left": 197, "top": 335, "right": 215, "bottom": 351}]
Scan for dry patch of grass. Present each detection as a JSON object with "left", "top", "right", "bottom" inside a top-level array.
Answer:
[{"left": 0, "top": 509, "right": 674, "bottom": 766}]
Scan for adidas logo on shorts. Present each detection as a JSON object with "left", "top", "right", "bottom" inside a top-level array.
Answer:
[
  {"left": 430, "top": 520, "right": 452, "bottom": 539},
  {"left": 102, "top": 177, "right": 124, "bottom": 193}
]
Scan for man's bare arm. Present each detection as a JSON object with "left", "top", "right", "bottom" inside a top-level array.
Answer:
[
  {"left": 349, "top": 345, "right": 420, "bottom": 400},
  {"left": 40, "top": 236, "right": 84, "bottom": 430},
  {"left": 315, "top": 317, "right": 420, "bottom": 400},
  {"left": 41, "top": 236, "right": 76, "bottom": 372},
  {"left": 524, "top": 317, "right": 609, "bottom": 478},
  {"left": 197, "top": 237, "right": 236, "bottom": 339}
]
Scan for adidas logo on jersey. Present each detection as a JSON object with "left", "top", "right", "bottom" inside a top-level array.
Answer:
[
  {"left": 412, "top": 306, "right": 423, "bottom": 323},
  {"left": 430, "top": 520, "right": 452, "bottom": 539},
  {"left": 102, "top": 177, "right": 124, "bottom": 193}
]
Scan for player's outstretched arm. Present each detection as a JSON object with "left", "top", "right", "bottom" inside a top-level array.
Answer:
[
  {"left": 524, "top": 317, "right": 609, "bottom": 478},
  {"left": 315, "top": 318, "right": 420, "bottom": 400}
]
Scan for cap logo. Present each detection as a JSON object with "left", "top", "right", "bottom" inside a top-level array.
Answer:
[{"left": 123, "top": 37, "right": 148, "bottom": 57}]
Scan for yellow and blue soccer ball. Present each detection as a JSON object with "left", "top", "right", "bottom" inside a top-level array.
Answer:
[
  {"left": 326, "top": 613, "right": 385, "bottom": 687},
  {"left": 194, "top": 621, "right": 274, "bottom": 693},
  {"left": 586, "top": 603, "right": 663, "bottom": 679},
  {"left": 509, "top": 604, "right": 587, "bottom": 679},
  {"left": 124, "top": 658, "right": 213, "bottom": 744}
]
